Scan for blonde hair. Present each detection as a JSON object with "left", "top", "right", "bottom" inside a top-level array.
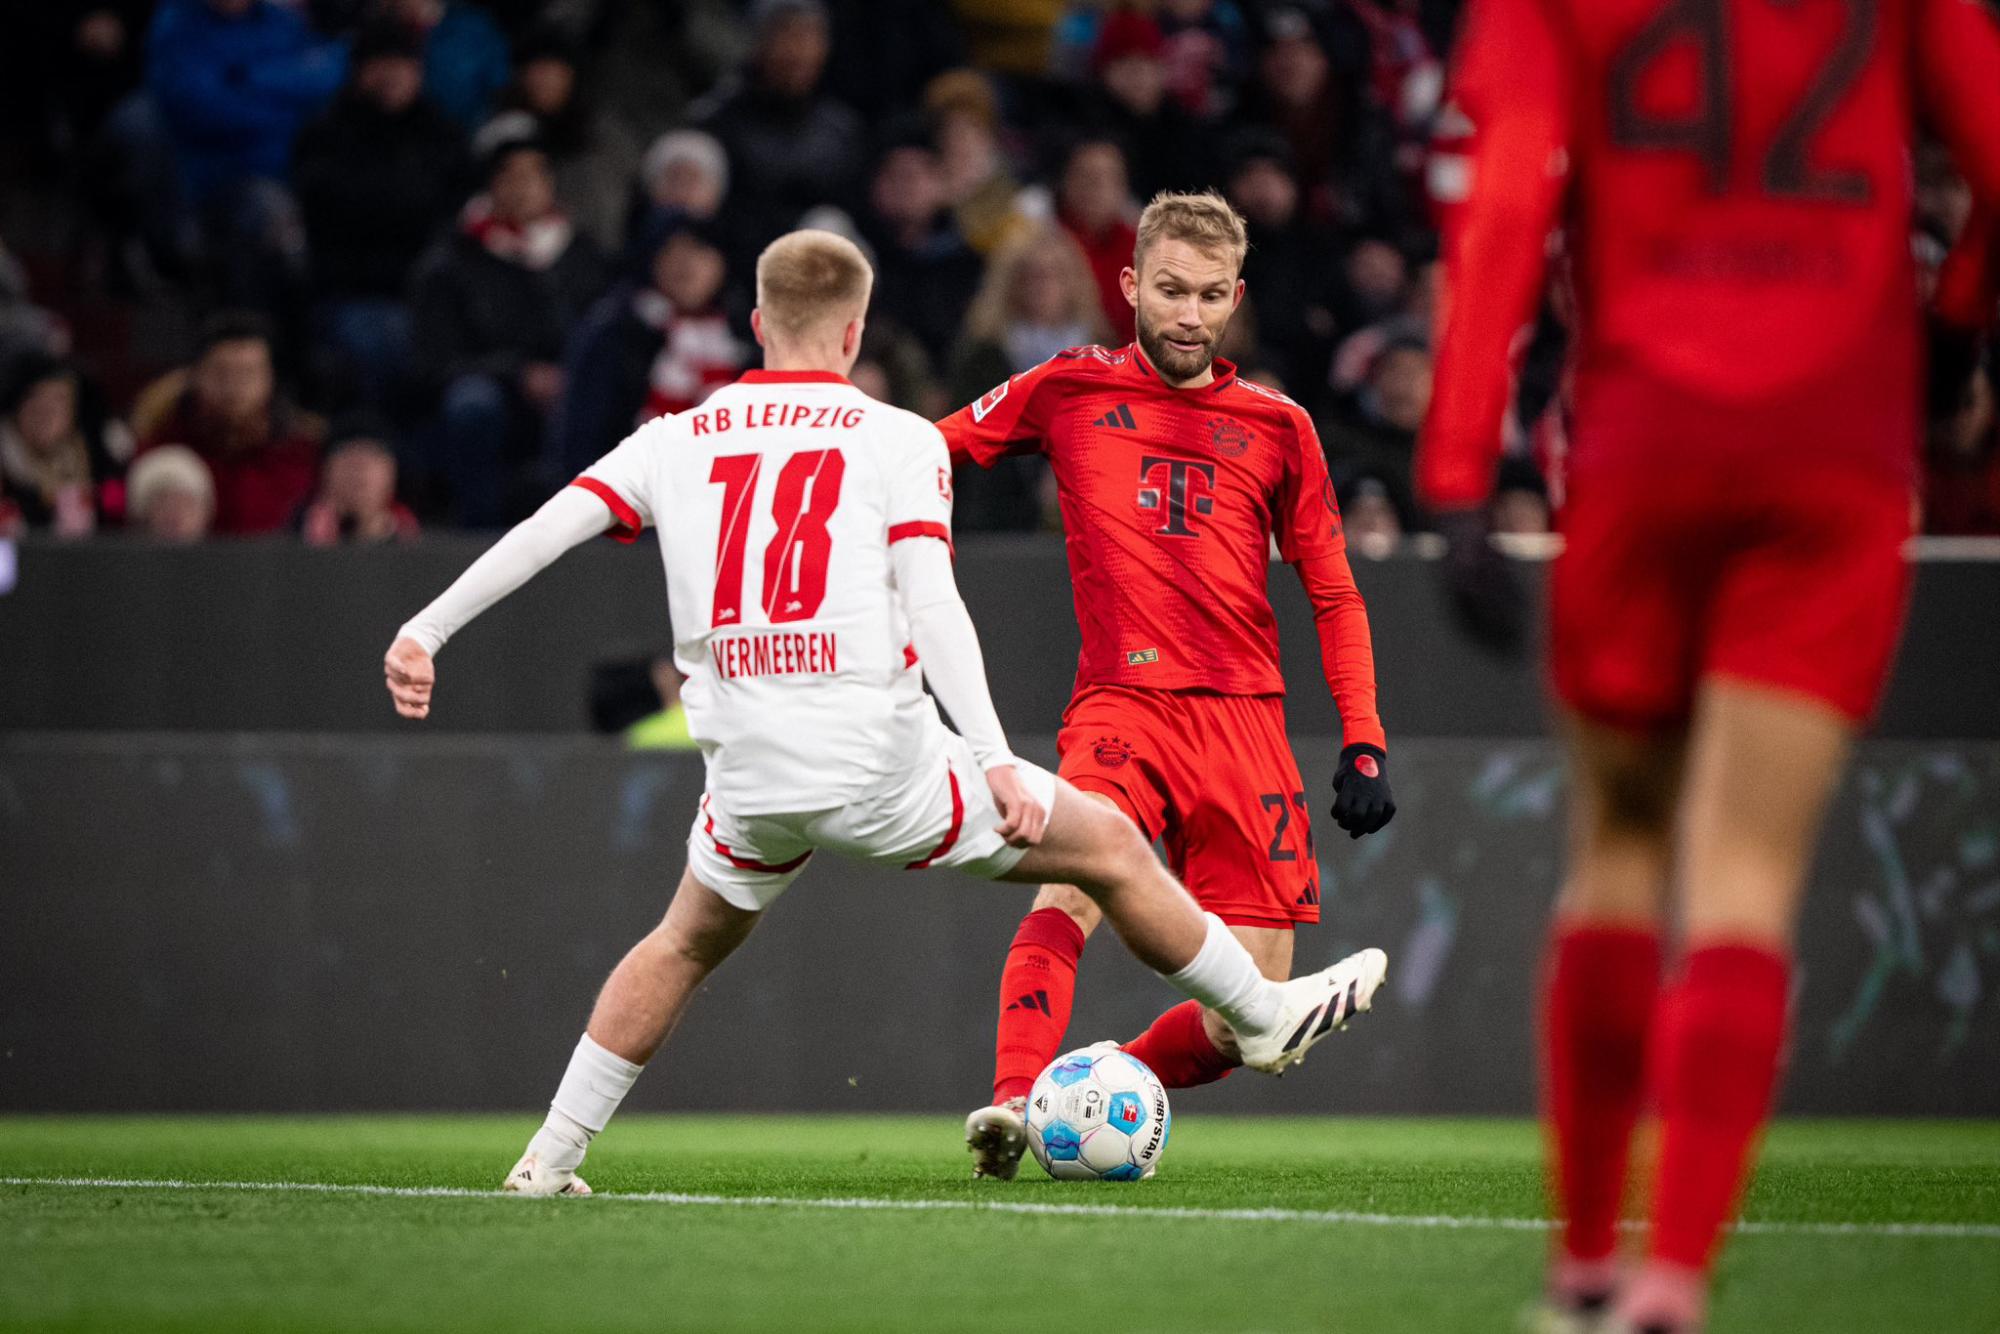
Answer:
[
  {"left": 755, "top": 230, "right": 875, "bottom": 339},
  {"left": 1134, "top": 190, "right": 1249, "bottom": 273},
  {"left": 961, "top": 221, "right": 1111, "bottom": 347}
]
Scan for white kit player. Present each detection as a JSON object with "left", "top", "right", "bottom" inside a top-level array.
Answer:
[{"left": 383, "top": 231, "right": 1387, "bottom": 1195}]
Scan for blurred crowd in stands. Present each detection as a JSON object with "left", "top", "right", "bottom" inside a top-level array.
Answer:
[{"left": 0, "top": 0, "right": 1995, "bottom": 543}]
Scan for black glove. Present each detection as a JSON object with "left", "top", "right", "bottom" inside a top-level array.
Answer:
[
  {"left": 1927, "top": 314, "right": 1985, "bottom": 421},
  {"left": 1434, "top": 505, "right": 1526, "bottom": 655},
  {"left": 1330, "top": 743, "right": 1395, "bottom": 838}
]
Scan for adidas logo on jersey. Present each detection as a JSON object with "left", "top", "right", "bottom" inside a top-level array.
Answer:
[{"left": 1092, "top": 404, "right": 1138, "bottom": 430}]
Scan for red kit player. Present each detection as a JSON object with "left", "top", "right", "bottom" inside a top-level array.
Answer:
[
  {"left": 939, "top": 193, "right": 1395, "bottom": 1180},
  {"left": 1419, "top": 0, "right": 2000, "bottom": 1327}
]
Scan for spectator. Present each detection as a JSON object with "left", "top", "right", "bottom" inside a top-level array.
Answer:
[
  {"left": 635, "top": 129, "right": 730, "bottom": 238},
  {"left": 1055, "top": 135, "right": 1138, "bottom": 344},
  {"left": 294, "top": 21, "right": 472, "bottom": 413},
  {"left": 1330, "top": 234, "right": 1412, "bottom": 336},
  {"left": 498, "top": 26, "right": 643, "bottom": 252},
  {"left": 861, "top": 130, "right": 987, "bottom": 363},
  {"left": 409, "top": 119, "right": 612, "bottom": 526},
  {"left": 144, "top": 0, "right": 345, "bottom": 318},
  {"left": 1322, "top": 333, "right": 1431, "bottom": 516},
  {"left": 1224, "top": 129, "right": 1340, "bottom": 394},
  {"left": 949, "top": 221, "right": 1108, "bottom": 530},
  {"left": 856, "top": 323, "right": 951, "bottom": 417},
  {"left": 820, "top": 0, "right": 970, "bottom": 121},
  {"left": 135, "top": 312, "right": 323, "bottom": 536},
  {"left": 1336, "top": 472, "right": 1407, "bottom": 559},
  {"left": 551, "top": 218, "right": 748, "bottom": 478},
  {"left": 0, "top": 356, "right": 134, "bottom": 538},
  {"left": 1926, "top": 354, "right": 2000, "bottom": 535},
  {"left": 954, "top": 0, "right": 1068, "bottom": 78},
  {"left": 145, "top": 0, "right": 347, "bottom": 202},
  {"left": 0, "top": 241, "right": 68, "bottom": 385},
  {"left": 1155, "top": 0, "right": 1254, "bottom": 121},
  {"left": 692, "top": 0, "right": 867, "bottom": 265},
  {"left": 299, "top": 419, "right": 421, "bottom": 544},
  {"left": 923, "top": 70, "right": 1033, "bottom": 256},
  {"left": 1081, "top": 10, "right": 1216, "bottom": 200},
  {"left": 1491, "top": 454, "right": 1552, "bottom": 536},
  {"left": 125, "top": 444, "right": 217, "bottom": 542},
  {"left": 377, "top": 0, "right": 512, "bottom": 130},
  {"left": 1242, "top": 8, "right": 1354, "bottom": 215}
]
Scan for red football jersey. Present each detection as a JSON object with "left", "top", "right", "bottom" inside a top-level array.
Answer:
[
  {"left": 937, "top": 344, "right": 1386, "bottom": 752},
  {"left": 1419, "top": 0, "right": 2000, "bottom": 508}
]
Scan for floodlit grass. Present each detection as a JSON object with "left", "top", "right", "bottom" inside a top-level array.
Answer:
[{"left": 2, "top": 1116, "right": 1996, "bottom": 1332}]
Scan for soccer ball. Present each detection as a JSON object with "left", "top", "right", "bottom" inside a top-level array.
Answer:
[{"left": 1024, "top": 1046, "right": 1171, "bottom": 1182}]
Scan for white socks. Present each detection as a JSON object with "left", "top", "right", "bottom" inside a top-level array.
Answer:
[
  {"left": 1160, "top": 913, "right": 1280, "bottom": 1037},
  {"left": 526, "top": 1033, "right": 644, "bottom": 1172}
]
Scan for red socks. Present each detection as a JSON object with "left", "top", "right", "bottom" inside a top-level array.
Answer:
[
  {"left": 1647, "top": 943, "right": 1791, "bottom": 1270},
  {"left": 991, "top": 908, "right": 1087, "bottom": 1104},
  {"left": 1543, "top": 921, "right": 1662, "bottom": 1265},
  {"left": 1122, "top": 999, "right": 1240, "bottom": 1088}
]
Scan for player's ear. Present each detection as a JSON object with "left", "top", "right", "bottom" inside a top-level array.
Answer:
[
  {"left": 1119, "top": 266, "right": 1140, "bottom": 310},
  {"left": 1230, "top": 277, "right": 1245, "bottom": 312},
  {"left": 843, "top": 316, "right": 865, "bottom": 361},
  {"left": 750, "top": 309, "right": 768, "bottom": 348}
]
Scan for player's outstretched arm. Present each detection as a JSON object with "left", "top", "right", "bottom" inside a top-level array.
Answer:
[
  {"left": 384, "top": 487, "right": 614, "bottom": 719},
  {"left": 1916, "top": 0, "right": 2000, "bottom": 208},
  {"left": 889, "top": 535, "right": 1045, "bottom": 847},
  {"left": 1416, "top": 0, "right": 1568, "bottom": 651}
]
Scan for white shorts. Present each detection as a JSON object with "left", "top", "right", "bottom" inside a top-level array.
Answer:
[{"left": 687, "top": 721, "right": 1060, "bottom": 911}]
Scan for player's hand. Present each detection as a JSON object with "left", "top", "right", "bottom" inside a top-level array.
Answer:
[
  {"left": 986, "top": 764, "right": 1048, "bottom": 848},
  {"left": 1330, "top": 744, "right": 1395, "bottom": 839},
  {"left": 1927, "top": 315, "right": 1985, "bottom": 421},
  {"left": 384, "top": 636, "right": 436, "bottom": 720},
  {"left": 1435, "top": 506, "right": 1526, "bottom": 654}
]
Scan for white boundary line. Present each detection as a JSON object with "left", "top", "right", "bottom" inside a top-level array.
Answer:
[{"left": 4, "top": 1176, "right": 1996, "bottom": 1240}]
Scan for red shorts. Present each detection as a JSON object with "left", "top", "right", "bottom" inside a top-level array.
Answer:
[
  {"left": 1056, "top": 685, "right": 1319, "bottom": 928},
  {"left": 1551, "top": 464, "right": 1914, "bottom": 729}
]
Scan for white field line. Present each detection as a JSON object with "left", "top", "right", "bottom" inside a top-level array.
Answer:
[{"left": 3, "top": 1175, "right": 1997, "bottom": 1240}]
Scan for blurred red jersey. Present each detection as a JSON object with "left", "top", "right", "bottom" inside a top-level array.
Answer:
[
  {"left": 1419, "top": 0, "right": 2000, "bottom": 507},
  {"left": 937, "top": 344, "right": 1385, "bottom": 751}
]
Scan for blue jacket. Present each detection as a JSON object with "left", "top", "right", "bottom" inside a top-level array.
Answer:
[
  {"left": 421, "top": 3, "right": 511, "bottom": 130},
  {"left": 146, "top": 0, "right": 347, "bottom": 199}
]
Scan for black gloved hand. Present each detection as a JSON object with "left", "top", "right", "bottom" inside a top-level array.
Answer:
[
  {"left": 1434, "top": 505, "right": 1526, "bottom": 655},
  {"left": 1926, "top": 314, "right": 1985, "bottom": 420},
  {"left": 1330, "top": 743, "right": 1395, "bottom": 838}
]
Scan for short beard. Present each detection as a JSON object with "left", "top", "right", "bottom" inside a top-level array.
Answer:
[{"left": 1136, "top": 316, "right": 1217, "bottom": 384}]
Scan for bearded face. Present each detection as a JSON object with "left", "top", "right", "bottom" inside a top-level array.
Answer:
[{"left": 1123, "top": 237, "right": 1244, "bottom": 385}]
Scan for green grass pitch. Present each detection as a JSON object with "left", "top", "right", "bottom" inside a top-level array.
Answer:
[{"left": 3, "top": 1116, "right": 1996, "bottom": 1332}]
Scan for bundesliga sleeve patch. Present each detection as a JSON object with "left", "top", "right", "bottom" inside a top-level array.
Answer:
[{"left": 970, "top": 378, "right": 1012, "bottom": 423}]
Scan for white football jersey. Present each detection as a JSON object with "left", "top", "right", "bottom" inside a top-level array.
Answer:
[{"left": 575, "top": 370, "right": 956, "bottom": 813}]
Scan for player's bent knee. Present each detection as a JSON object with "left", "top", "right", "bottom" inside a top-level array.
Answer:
[
  {"left": 1581, "top": 745, "right": 1679, "bottom": 838},
  {"left": 1031, "top": 881, "right": 1102, "bottom": 928}
]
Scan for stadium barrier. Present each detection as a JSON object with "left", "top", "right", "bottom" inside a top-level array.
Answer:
[
  {"left": 3, "top": 537, "right": 1997, "bottom": 737},
  {"left": 3, "top": 733, "right": 1992, "bottom": 1115}
]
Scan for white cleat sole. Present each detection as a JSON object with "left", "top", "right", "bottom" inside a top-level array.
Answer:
[
  {"left": 1239, "top": 946, "right": 1389, "bottom": 1075},
  {"left": 964, "top": 1101, "right": 1027, "bottom": 1181},
  {"left": 502, "top": 1152, "right": 591, "bottom": 1197}
]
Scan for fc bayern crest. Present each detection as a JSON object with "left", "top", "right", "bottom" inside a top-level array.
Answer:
[
  {"left": 1206, "top": 416, "right": 1252, "bottom": 457},
  {"left": 1093, "top": 736, "right": 1133, "bottom": 768}
]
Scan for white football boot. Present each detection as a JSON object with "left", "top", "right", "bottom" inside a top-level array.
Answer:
[
  {"left": 502, "top": 1151, "right": 592, "bottom": 1197},
  {"left": 1235, "top": 947, "right": 1389, "bottom": 1075},
  {"left": 964, "top": 1097, "right": 1028, "bottom": 1180}
]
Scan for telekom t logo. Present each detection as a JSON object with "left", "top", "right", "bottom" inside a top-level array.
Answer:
[{"left": 1136, "top": 456, "right": 1217, "bottom": 537}]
